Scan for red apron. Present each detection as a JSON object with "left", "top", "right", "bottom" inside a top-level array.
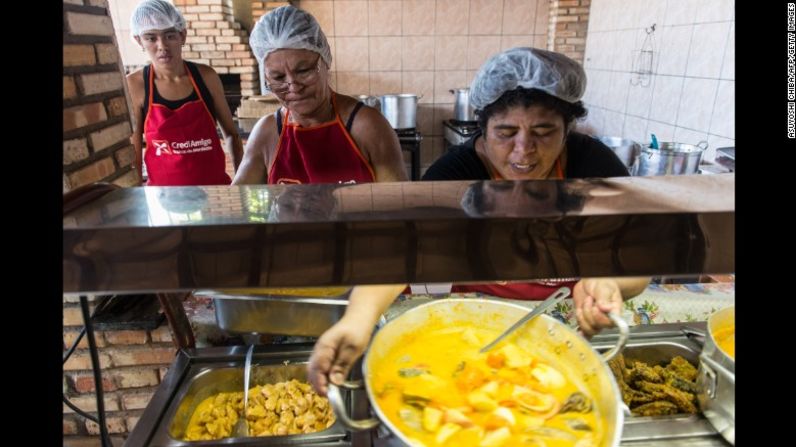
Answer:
[
  {"left": 144, "top": 63, "right": 231, "bottom": 186},
  {"left": 268, "top": 93, "right": 375, "bottom": 184},
  {"left": 453, "top": 158, "right": 575, "bottom": 300}
]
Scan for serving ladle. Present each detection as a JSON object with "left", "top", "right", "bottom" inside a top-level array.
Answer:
[
  {"left": 479, "top": 286, "right": 571, "bottom": 353},
  {"left": 234, "top": 344, "right": 254, "bottom": 437}
]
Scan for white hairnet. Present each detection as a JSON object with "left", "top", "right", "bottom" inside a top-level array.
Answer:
[
  {"left": 249, "top": 5, "right": 332, "bottom": 66},
  {"left": 130, "top": 0, "right": 186, "bottom": 36},
  {"left": 469, "top": 47, "right": 587, "bottom": 110}
]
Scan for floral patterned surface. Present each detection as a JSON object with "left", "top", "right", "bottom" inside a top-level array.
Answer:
[{"left": 388, "top": 282, "right": 735, "bottom": 329}]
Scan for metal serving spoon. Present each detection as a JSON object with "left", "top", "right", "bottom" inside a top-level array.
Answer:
[
  {"left": 234, "top": 344, "right": 254, "bottom": 437},
  {"left": 479, "top": 286, "right": 571, "bottom": 353}
]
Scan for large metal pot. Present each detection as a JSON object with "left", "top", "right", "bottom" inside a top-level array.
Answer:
[
  {"left": 635, "top": 141, "right": 708, "bottom": 176},
  {"left": 450, "top": 88, "right": 476, "bottom": 122},
  {"left": 328, "top": 298, "right": 629, "bottom": 446},
  {"left": 380, "top": 94, "right": 420, "bottom": 130},
  {"left": 356, "top": 94, "right": 381, "bottom": 109},
  {"left": 596, "top": 136, "right": 641, "bottom": 172},
  {"left": 697, "top": 306, "right": 735, "bottom": 445}
]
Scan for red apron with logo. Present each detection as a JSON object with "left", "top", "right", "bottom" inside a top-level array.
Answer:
[
  {"left": 268, "top": 93, "right": 375, "bottom": 185},
  {"left": 144, "top": 64, "right": 231, "bottom": 186},
  {"left": 454, "top": 158, "right": 574, "bottom": 300}
]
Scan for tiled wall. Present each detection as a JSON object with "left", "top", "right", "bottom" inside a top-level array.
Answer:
[
  {"left": 299, "top": 0, "right": 551, "bottom": 169},
  {"left": 579, "top": 0, "right": 735, "bottom": 162}
]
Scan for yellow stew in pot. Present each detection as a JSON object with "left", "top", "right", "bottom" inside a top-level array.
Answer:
[
  {"left": 713, "top": 326, "right": 734, "bottom": 359},
  {"left": 370, "top": 325, "right": 603, "bottom": 447}
]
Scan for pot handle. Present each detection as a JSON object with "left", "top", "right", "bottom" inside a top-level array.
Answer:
[
  {"left": 697, "top": 140, "right": 709, "bottom": 150},
  {"left": 600, "top": 313, "right": 630, "bottom": 362},
  {"left": 327, "top": 382, "right": 381, "bottom": 431},
  {"left": 681, "top": 326, "right": 706, "bottom": 347},
  {"left": 700, "top": 353, "right": 735, "bottom": 385}
]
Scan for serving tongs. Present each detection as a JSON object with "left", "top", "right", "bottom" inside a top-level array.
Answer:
[
  {"left": 479, "top": 287, "right": 571, "bottom": 353},
  {"left": 233, "top": 344, "right": 255, "bottom": 437}
]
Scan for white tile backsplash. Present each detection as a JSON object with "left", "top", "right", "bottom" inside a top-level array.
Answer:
[
  {"left": 615, "top": 0, "right": 641, "bottom": 30},
  {"left": 636, "top": 0, "right": 669, "bottom": 29},
  {"left": 665, "top": 0, "right": 699, "bottom": 25},
  {"left": 603, "top": 110, "right": 626, "bottom": 137},
  {"left": 583, "top": 0, "right": 734, "bottom": 147},
  {"left": 709, "top": 80, "right": 735, "bottom": 139},
  {"left": 656, "top": 25, "right": 693, "bottom": 76},
  {"left": 607, "top": 71, "right": 631, "bottom": 111},
  {"left": 673, "top": 127, "right": 709, "bottom": 146},
  {"left": 647, "top": 121, "right": 675, "bottom": 142},
  {"left": 686, "top": 22, "right": 731, "bottom": 78},
  {"left": 721, "top": 22, "right": 734, "bottom": 80},
  {"left": 612, "top": 30, "right": 639, "bottom": 72},
  {"left": 624, "top": 115, "right": 649, "bottom": 143},
  {"left": 582, "top": 106, "right": 606, "bottom": 134},
  {"left": 626, "top": 81, "right": 654, "bottom": 118},
  {"left": 676, "top": 78, "right": 718, "bottom": 132},
  {"left": 587, "top": 69, "right": 611, "bottom": 109},
  {"left": 695, "top": 0, "right": 735, "bottom": 23},
  {"left": 649, "top": 75, "right": 684, "bottom": 124}
]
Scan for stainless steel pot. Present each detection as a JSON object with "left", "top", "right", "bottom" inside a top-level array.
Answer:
[
  {"left": 635, "top": 141, "right": 708, "bottom": 176},
  {"left": 697, "top": 306, "right": 735, "bottom": 445},
  {"left": 450, "top": 88, "right": 476, "bottom": 122},
  {"left": 597, "top": 136, "right": 641, "bottom": 172},
  {"left": 356, "top": 94, "right": 381, "bottom": 109},
  {"left": 380, "top": 94, "right": 420, "bottom": 130},
  {"left": 328, "top": 298, "right": 630, "bottom": 446}
]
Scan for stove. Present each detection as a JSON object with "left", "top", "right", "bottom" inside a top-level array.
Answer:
[
  {"left": 395, "top": 128, "right": 422, "bottom": 180},
  {"left": 443, "top": 119, "right": 480, "bottom": 151}
]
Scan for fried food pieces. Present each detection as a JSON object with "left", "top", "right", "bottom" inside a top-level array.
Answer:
[
  {"left": 608, "top": 354, "right": 698, "bottom": 416},
  {"left": 184, "top": 379, "right": 335, "bottom": 440}
]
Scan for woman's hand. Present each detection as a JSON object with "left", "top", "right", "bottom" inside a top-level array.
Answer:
[
  {"left": 572, "top": 278, "right": 623, "bottom": 337},
  {"left": 307, "top": 316, "right": 373, "bottom": 397}
]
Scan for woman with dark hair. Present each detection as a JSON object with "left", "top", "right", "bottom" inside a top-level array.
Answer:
[
  {"left": 423, "top": 47, "right": 625, "bottom": 182},
  {"left": 307, "top": 48, "right": 649, "bottom": 397}
]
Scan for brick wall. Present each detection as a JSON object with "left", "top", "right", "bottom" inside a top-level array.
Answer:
[
  {"left": 175, "top": 0, "right": 261, "bottom": 96},
  {"left": 251, "top": 1, "right": 292, "bottom": 22},
  {"left": 548, "top": 0, "right": 590, "bottom": 63},
  {"left": 63, "top": 0, "right": 139, "bottom": 193},
  {"left": 63, "top": 296, "right": 177, "bottom": 444}
]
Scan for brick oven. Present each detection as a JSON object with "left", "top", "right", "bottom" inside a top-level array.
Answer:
[
  {"left": 171, "top": 0, "right": 293, "bottom": 108},
  {"left": 175, "top": 0, "right": 259, "bottom": 99}
]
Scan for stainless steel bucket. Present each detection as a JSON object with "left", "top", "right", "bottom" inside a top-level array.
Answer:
[
  {"left": 355, "top": 94, "right": 381, "bottom": 109},
  {"left": 597, "top": 136, "right": 641, "bottom": 171},
  {"left": 380, "top": 94, "right": 419, "bottom": 130},
  {"left": 450, "top": 88, "right": 476, "bottom": 122},
  {"left": 635, "top": 141, "right": 708, "bottom": 176}
]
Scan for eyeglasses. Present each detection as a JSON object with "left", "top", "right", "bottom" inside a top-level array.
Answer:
[{"left": 264, "top": 56, "right": 322, "bottom": 94}]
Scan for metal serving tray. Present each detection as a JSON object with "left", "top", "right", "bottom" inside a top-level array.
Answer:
[
  {"left": 198, "top": 289, "right": 351, "bottom": 336},
  {"left": 591, "top": 323, "right": 730, "bottom": 446},
  {"left": 138, "top": 346, "right": 349, "bottom": 447}
]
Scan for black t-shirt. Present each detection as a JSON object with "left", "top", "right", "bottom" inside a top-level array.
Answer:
[{"left": 422, "top": 130, "right": 629, "bottom": 180}]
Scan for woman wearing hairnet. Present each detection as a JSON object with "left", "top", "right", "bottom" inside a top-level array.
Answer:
[
  {"left": 307, "top": 48, "right": 649, "bottom": 397},
  {"left": 233, "top": 6, "right": 407, "bottom": 185},
  {"left": 126, "top": 0, "right": 243, "bottom": 186}
]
